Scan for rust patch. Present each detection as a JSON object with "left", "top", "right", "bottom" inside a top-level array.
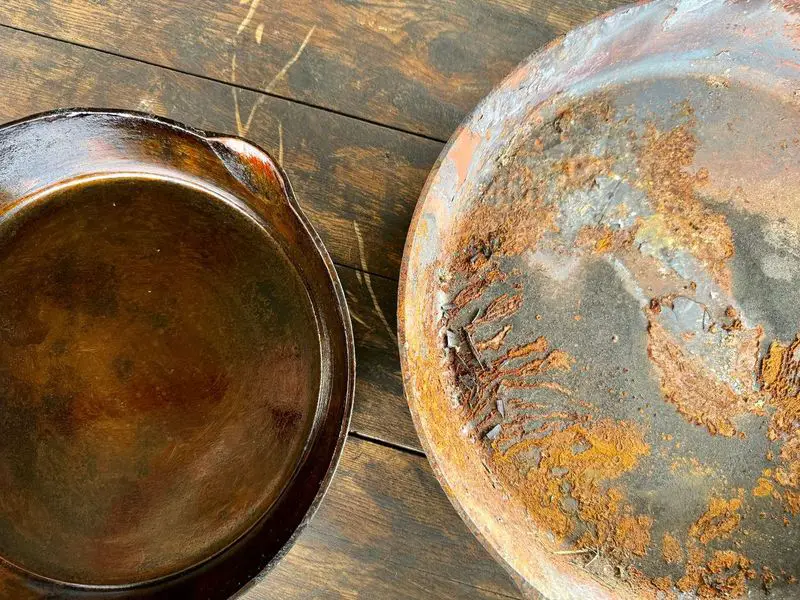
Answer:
[
  {"left": 449, "top": 193, "right": 557, "bottom": 273},
  {"left": 494, "top": 418, "right": 651, "bottom": 557},
  {"left": 451, "top": 264, "right": 507, "bottom": 309},
  {"left": 491, "top": 337, "right": 548, "bottom": 366},
  {"left": 419, "top": 70, "right": 800, "bottom": 597},
  {"left": 653, "top": 576, "right": 673, "bottom": 592},
  {"left": 474, "top": 324, "right": 512, "bottom": 352},
  {"left": 758, "top": 336, "right": 800, "bottom": 515},
  {"left": 690, "top": 496, "right": 744, "bottom": 545},
  {"left": 701, "top": 551, "right": 756, "bottom": 598},
  {"left": 575, "top": 223, "right": 637, "bottom": 255},
  {"left": 753, "top": 477, "right": 775, "bottom": 498},
  {"left": 474, "top": 293, "right": 524, "bottom": 325},
  {"left": 678, "top": 545, "right": 757, "bottom": 597},
  {"left": 552, "top": 155, "right": 613, "bottom": 190},
  {"left": 662, "top": 532, "right": 683, "bottom": 564},
  {"left": 760, "top": 337, "right": 800, "bottom": 439},
  {"left": 637, "top": 122, "right": 735, "bottom": 291},
  {"left": 646, "top": 318, "right": 752, "bottom": 437}
]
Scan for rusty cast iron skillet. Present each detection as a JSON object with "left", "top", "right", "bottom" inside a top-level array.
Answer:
[
  {"left": 400, "top": 1, "right": 800, "bottom": 598},
  {"left": 0, "top": 110, "right": 354, "bottom": 599}
]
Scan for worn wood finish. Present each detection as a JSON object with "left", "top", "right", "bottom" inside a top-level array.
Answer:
[
  {"left": 0, "top": 0, "right": 630, "bottom": 140},
  {"left": 0, "top": 25, "right": 441, "bottom": 281},
  {"left": 247, "top": 437, "right": 522, "bottom": 599},
  {"left": 337, "top": 266, "right": 421, "bottom": 452}
]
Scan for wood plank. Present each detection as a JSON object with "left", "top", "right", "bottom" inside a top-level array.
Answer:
[
  {"left": 0, "top": 26, "right": 419, "bottom": 450},
  {"left": 0, "top": 24, "right": 441, "bottom": 280},
  {"left": 2, "top": 0, "right": 630, "bottom": 140},
  {"left": 246, "top": 436, "right": 522, "bottom": 599},
  {"left": 336, "top": 266, "right": 420, "bottom": 452}
]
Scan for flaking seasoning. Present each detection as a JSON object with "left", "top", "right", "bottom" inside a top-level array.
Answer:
[{"left": 433, "top": 88, "right": 800, "bottom": 598}]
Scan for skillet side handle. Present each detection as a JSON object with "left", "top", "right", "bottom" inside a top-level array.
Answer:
[{"left": 206, "top": 135, "right": 295, "bottom": 210}]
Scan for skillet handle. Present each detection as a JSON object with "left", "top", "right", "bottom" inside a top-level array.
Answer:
[{"left": 205, "top": 134, "right": 296, "bottom": 210}]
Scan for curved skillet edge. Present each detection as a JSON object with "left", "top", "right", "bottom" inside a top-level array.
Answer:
[{"left": 0, "top": 109, "right": 355, "bottom": 600}]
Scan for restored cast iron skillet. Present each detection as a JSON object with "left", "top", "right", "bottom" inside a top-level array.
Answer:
[
  {"left": 0, "top": 110, "right": 354, "bottom": 599},
  {"left": 400, "top": 1, "right": 800, "bottom": 598}
]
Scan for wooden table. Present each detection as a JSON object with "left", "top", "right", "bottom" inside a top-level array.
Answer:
[{"left": 0, "top": 1, "right": 627, "bottom": 597}]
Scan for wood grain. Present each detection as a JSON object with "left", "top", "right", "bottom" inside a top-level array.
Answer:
[
  {"left": 0, "top": 24, "right": 441, "bottom": 281},
  {"left": 0, "top": 26, "right": 419, "bottom": 450},
  {"left": 246, "top": 436, "right": 522, "bottom": 599},
  {"left": 0, "top": 0, "right": 630, "bottom": 140},
  {"left": 337, "top": 266, "right": 421, "bottom": 452}
]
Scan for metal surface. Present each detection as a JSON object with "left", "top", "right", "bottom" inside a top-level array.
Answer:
[
  {"left": 0, "top": 110, "right": 354, "bottom": 599},
  {"left": 399, "top": 1, "right": 800, "bottom": 598}
]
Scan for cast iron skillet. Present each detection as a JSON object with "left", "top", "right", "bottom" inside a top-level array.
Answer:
[
  {"left": 0, "top": 110, "right": 354, "bottom": 599},
  {"left": 400, "top": 1, "right": 800, "bottom": 598}
]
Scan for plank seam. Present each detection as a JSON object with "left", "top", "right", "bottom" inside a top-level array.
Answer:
[{"left": 0, "top": 23, "right": 449, "bottom": 144}]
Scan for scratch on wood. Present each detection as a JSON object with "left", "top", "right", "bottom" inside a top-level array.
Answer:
[
  {"left": 278, "top": 120, "right": 284, "bottom": 167},
  {"left": 349, "top": 310, "right": 368, "bottom": 327},
  {"left": 263, "top": 25, "right": 316, "bottom": 94},
  {"left": 230, "top": 25, "right": 316, "bottom": 137},
  {"left": 255, "top": 22, "right": 265, "bottom": 44},
  {"left": 237, "top": 0, "right": 262, "bottom": 35},
  {"left": 231, "top": 53, "right": 245, "bottom": 136},
  {"left": 354, "top": 221, "right": 397, "bottom": 344}
]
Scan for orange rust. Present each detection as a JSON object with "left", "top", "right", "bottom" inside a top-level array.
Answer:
[
  {"left": 761, "top": 340, "right": 787, "bottom": 390},
  {"left": 475, "top": 293, "right": 523, "bottom": 325},
  {"left": 474, "top": 324, "right": 512, "bottom": 352},
  {"left": 552, "top": 155, "right": 613, "bottom": 190},
  {"left": 753, "top": 478, "right": 774, "bottom": 498},
  {"left": 662, "top": 532, "right": 683, "bottom": 564},
  {"left": 419, "top": 87, "right": 799, "bottom": 598},
  {"left": 784, "top": 491, "right": 800, "bottom": 515},
  {"left": 677, "top": 545, "right": 756, "bottom": 598},
  {"left": 760, "top": 337, "right": 800, "bottom": 438},
  {"left": 451, "top": 265, "right": 506, "bottom": 309},
  {"left": 653, "top": 576, "right": 673, "bottom": 592},
  {"left": 700, "top": 551, "right": 755, "bottom": 598},
  {"left": 758, "top": 336, "right": 800, "bottom": 514},
  {"left": 614, "top": 515, "right": 653, "bottom": 557},
  {"left": 492, "top": 418, "right": 650, "bottom": 555},
  {"left": 575, "top": 223, "right": 636, "bottom": 256},
  {"left": 446, "top": 97, "right": 618, "bottom": 273},
  {"left": 493, "top": 350, "right": 574, "bottom": 385},
  {"left": 646, "top": 317, "right": 756, "bottom": 437},
  {"left": 493, "top": 337, "right": 548, "bottom": 363},
  {"left": 448, "top": 182, "right": 556, "bottom": 272},
  {"left": 637, "top": 122, "right": 735, "bottom": 291},
  {"left": 775, "top": 436, "right": 800, "bottom": 488},
  {"left": 543, "top": 349, "right": 574, "bottom": 372},
  {"left": 689, "top": 496, "right": 743, "bottom": 545},
  {"left": 762, "top": 566, "right": 777, "bottom": 593},
  {"left": 677, "top": 542, "right": 706, "bottom": 593}
]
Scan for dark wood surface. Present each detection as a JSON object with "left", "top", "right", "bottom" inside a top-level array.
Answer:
[
  {"left": 0, "top": 2, "right": 626, "bottom": 596},
  {"left": 0, "top": 0, "right": 626, "bottom": 140}
]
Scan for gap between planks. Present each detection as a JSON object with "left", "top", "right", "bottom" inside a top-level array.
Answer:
[
  {"left": 0, "top": 23, "right": 449, "bottom": 145},
  {"left": 349, "top": 430, "right": 425, "bottom": 458},
  {"left": 335, "top": 259, "right": 399, "bottom": 284}
]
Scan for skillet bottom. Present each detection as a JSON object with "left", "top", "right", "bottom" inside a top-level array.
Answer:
[{"left": 0, "top": 177, "right": 321, "bottom": 586}]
